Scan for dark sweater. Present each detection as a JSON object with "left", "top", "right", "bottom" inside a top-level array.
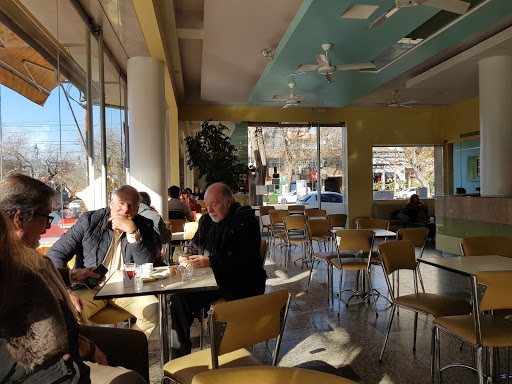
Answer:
[{"left": 187, "top": 202, "right": 266, "bottom": 301}]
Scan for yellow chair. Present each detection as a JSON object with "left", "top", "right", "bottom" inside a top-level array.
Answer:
[
  {"left": 162, "top": 290, "right": 291, "bottom": 384},
  {"left": 327, "top": 214, "right": 347, "bottom": 229},
  {"left": 330, "top": 229, "right": 375, "bottom": 314},
  {"left": 305, "top": 208, "right": 327, "bottom": 218},
  {"left": 460, "top": 236, "right": 512, "bottom": 258},
  {"left": 378, "top": 240, "right": 472, "bottom": 363},
  {"left": 268, "top": 210, "right": 288, "bottom": 259},
  {"left": 287, "top": 205, "right": 305, "bottom": 215},
  {"left": 166, "top": 219, "right": 186, "bottom": 233},
  {"left": 282, "top": 215, "right": 308, "bottom": 271},
  {"left": 356, "top": 218, "right": 390, "bottom": 230},
  {"left": 258, "top": 205, "right": 275, "bottom": 235},
  {"left": 305, "top": 219, "right": 336, "bottom": 301},
  {"left": 191, "top": 366, "right": 357, "bottom": 384},
  {"left": 432, "top": 271, "right": 512, "bottom": 383},
  {"left": 396, "top": 227, "right": 429, "bottom": 292}
]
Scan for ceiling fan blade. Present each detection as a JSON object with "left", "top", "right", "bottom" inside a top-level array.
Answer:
[
  {"left": 315, "top": 54, "right": 329, "bottom": 67},
  {"left": 421, "top": 0, "right": 470, "bottom": 14},
  {"left": 398, "top": 104, "right": 413, "bottom": 108},
  {"left": 296, "top": 64, "right": 319, "bottom": 72},
  {"left": 282, "top": 103, "right": 291, "bottom": 109},
  {"left": 369, "top": 5, "right": 399, "bottom": 28},
  {"left": 300, "top": 101, "right": 323, "bottom": 106},
  {"left": 336, "top": 62, "right": 376, "bottom": 71},
  {"left": 294, "top": 94, "right": 307, "bottom": 101},
  {"left": 325, "top": 73, "right": 336, "bottom": 83},
  {"left": 272, "top": 95, "right": 290, "bottom": 100},
  {"left": 400, "top": 100, "right": 418, "bottom": 105}
]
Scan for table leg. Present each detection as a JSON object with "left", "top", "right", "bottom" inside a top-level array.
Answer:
[{"left": 159, "top": 294, "right": 169, "bottom": 367}]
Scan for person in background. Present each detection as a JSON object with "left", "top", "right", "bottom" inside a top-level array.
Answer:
[
  {"left": 168, "top": 185, "right": 194, "bottom": 221},
  {"left": 47, "top": 185, "right": 159, "bottom": 339},
  {"left": 193, "top": 185, "right": 204, "bottom": 200},
  {"left": 398, "top": 193, "right": 428, "bottom": 224},
  {"left": 138, "top": 191, "right": 171, "bottom": 265},
  {"left": 169, "top": 182, "right": 266, "bottom": 359}
]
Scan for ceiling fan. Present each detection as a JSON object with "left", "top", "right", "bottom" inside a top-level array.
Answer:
[
  {"left": 264, "top": 83, "right": 323, "bottom": 108},
  {"left": 385, "top": 90, "right": 417, "bottom": 108},
  {"left": 286, "top": 43, "right": 376, "bottom": 83},
  {"left": 370, "top": 0, "right": 471, "bottom": 28}
]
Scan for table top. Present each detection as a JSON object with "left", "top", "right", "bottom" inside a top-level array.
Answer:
[
  {"left": 329, "top": 228, "right": 396, "bottom": 237},
  {"left": 171, "top": 231, "right": 195, "bottom": 242},
  {"left": 419, "top": 255, "right": 512, "bottom": 277},
  {"left": 94, "top": 267, "right": 218, "bottom": 300}
]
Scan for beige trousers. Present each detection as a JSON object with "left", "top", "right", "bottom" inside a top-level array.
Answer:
[
  {"left": 86, "top": 362, "right": 146, "bottom": 384},
  {"left": 74, "top": 288, "right": 159, "bottom": 339}
]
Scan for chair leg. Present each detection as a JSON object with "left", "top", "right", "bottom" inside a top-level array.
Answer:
[
  {"left": 413, "top": 312, "right": 418, "bottom": 352},
  {"left": 306, "top": 259, "right": 316, "bottom": 292},
  {"left": 436, "top": 327, "right": 441, "bottom": 384},
  {"left": 337, "top": 269, "right": 343, "bottom": 317},
  {"left": 431, "top": 326, "right": 436, "bottom": 384},
  {"left": 476, "top": 346, "right": 484, "bottom": 384},
  {"left": 380, "top": 304, "right": 396, "bottom": 363},
  {"left": 199, "top": 308, "right": 204, "bottom": 350}
]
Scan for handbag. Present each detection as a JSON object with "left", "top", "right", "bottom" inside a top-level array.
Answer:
[{"left": 14, "top": 354, "right": 80, "bottom": 384}]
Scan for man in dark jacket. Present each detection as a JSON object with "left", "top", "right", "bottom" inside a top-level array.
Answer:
[
  {"left": 47, "top": 185, "right": 159, "bottom": 339},
  {"left": 170, "top": 182, "right": 266, "bottom": 359}
]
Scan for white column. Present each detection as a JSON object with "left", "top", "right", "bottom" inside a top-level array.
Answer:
[
  {"left": 127, "top": 57, "right": 167, "bottom": 215},
  {"left": 479, "top": 56, "right": 512, "bottom": 197}
]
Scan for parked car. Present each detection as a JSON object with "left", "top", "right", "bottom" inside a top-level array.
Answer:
[
  {"left": 68, "top": 199, "right": 84, "bottom": 210},
  {"left": 297, "top": 192, "right": 345, "bottom": 214},
  {"left": 394, "top": 187, "right": 417, "bottom": 199},
  {"left": 279, "top": 190, "right": 297, "bottom": 204}
]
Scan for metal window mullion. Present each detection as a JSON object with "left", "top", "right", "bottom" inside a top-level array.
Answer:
[
  {"left": 98, "top": 29, "right": 107, "bottom": 206},
  {"left": 86, "top": 29, "right": 94, "bottom": 207}
]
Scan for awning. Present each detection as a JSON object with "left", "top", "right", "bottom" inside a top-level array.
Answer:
[{"left": 0, "top": 23, "right": 64, "bottom": 106}]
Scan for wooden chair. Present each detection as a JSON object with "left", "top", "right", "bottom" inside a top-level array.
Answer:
[
  {"left": 162, "top": 290, "right": 291, "bottom": 384},
  {"left": 432, "top": 271, "right": 512, "bottom": 384},
  {"left": 287, "top": 205, "right": 305, "bottom": 215},
  {"left": 396, "top": 227, "right": 429, "bottom": 293},
  {"left": 282, "top": 215, "right": 308, "bottom": 271},
  {"left": 460, "top": 236, "right": 512, "bottom": 258},
  {"left": 268, "top": 210, "right": 288, "bottom": 259},
  {"left": 191, "top": 366, "right": 357, "bottom": 384},
  {"left": 258, "top": 205, "right": 275, "bottom": 235},
  {"left": 378, "top": 240, "right": 472, "bottom": 363},
  {"left": 356, "top": 218, "right": 390, "bottom": 230}
]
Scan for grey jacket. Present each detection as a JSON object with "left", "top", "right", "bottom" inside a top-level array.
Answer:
[
  {"left": 47, "top": 207, "right": 159, "bottom": 269},
  {"left": 138, "top": 203, "right": 171, "bottom": 245}
]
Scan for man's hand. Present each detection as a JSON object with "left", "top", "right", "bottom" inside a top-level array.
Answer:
[
  {"left": 67, "top": 290, "right": 83, "bottom": 317},
  {"left": 74, "top": 267, "right": 102, "bottom": 286},
  {"left": 188, "top": 255, "right": 210, "bottom": 268},
  {"left": 109, "top": 215, "right": 137, "bottom": 234},
  {"left": 93, "top": 346, "right": 108, "bottom": 366}
]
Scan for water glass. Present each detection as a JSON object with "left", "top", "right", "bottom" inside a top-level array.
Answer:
[
  {"left": 180, "top": 260, "right": 193, "bottom": 282},
  {"left": 135, "top": 266, "right": 143, "bottom": 291}
]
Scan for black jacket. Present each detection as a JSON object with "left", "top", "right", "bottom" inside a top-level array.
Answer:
[
  {"left": 47, "top": 207, "right": 158, "bottom": 269},
  {"left": 187, "top": 202, "right": 266, "bottom": 301}
]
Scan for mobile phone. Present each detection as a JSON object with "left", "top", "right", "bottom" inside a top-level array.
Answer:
[{"left": 84, "top": 264, "right": 108, "bottom": 290}]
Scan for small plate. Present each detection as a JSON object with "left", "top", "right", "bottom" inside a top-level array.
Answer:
[{"left": 149, "top": 271, "right": 170, "bottom": 279}]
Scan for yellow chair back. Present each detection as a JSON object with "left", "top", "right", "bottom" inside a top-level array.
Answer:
[
  {"left": 259, "top": 205, "right": 275, "bottom": 216},
  {"left": 477, "top": 271, "right": 512, "bottom": 312},
  {"left": 378, "top": 240, "right": 417, "bottom": 275},
  {"left": 305, "top": 209, "right": 326, "bottom": 218},
  {"left": 357, "top": 218, "right": 390, "bottom": 230},
  {"left": 165, "top": 219, "right": 185, "bottom": 233},
  {"left": 461, "top": 236, "right": 512, "bottom": 258},
  {"left": 269, "top": 210, "right": 287, "bottom": 225},
  {"left": 327, "top": 214, "right": 347, "bottom": 228},
  {"left": 397, "top": 227, "right": 429, "bottom": 247},
  {"left": 283, "top": 215, "right": 307, "bottom": 231},
  {"left": 335, "top": 229, "right": 374, "bottom": 253},
  {"left": 306, "top": 219, "right": 332, "bottom": 238}
]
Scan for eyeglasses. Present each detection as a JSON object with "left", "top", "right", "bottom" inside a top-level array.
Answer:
[{"left": 34, "top": 212, "right": 53, "bottom": 227}]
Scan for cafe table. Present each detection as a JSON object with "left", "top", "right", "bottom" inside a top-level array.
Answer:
[{"left": 94, "top": 267, "right": 219, "bottom": 367}]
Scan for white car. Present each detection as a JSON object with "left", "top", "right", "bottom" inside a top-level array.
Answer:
[
  {"left": 297, "top": 192, "right": 345, "bottom": 214},
  {"left": 279, "top": 190, "right": 297, "bottom": 204},
  {"left": 395, "top": 188, "right": 417, "bottom": 199}
]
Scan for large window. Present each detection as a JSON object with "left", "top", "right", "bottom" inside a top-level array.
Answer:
[
  {"left": 248, "top": 124, "right": 345, "bottom": 214},
  {"left": 373, "top": 146, "right": 435, "bottom": 200},
  {"left": 0, "top": 3, "right": 127, "bottom": 240}
]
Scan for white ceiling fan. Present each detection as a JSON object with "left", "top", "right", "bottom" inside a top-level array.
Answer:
[
  {"left": 263, "top": 83, "right": 323, "bottom": 108},
  {"left": 286, "top": 43, "right": 376, "bottom": 83},
  {"left": 370, "top": 0, "right": 471, "bottom": 28},
  {"left": 385, "top": 90, "right": 417, "bottom": 108}
]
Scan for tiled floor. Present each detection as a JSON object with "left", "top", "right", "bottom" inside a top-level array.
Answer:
[{"left": 147, "top": 237, "right": 504, "bottom": 383}]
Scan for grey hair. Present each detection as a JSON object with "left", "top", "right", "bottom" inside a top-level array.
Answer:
[
  {"left": 0, "top": 174, "right": 55, "bottom": 221},
  {"left": 206, "top": 183, "right": 233, "bottom": 202},
  {"left": 112, "top": 185, "right": 140, "bottom": 202}
]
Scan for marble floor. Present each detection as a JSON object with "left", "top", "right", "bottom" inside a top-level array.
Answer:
[{"left": 146, "top": 237, "right": 505, "bottom": 383}]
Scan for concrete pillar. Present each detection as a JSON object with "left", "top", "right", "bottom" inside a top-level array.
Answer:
[
  {"left": 127, "top": 57, "right": 167, "bottom": 215},
  {"left": 479, "top": 56, "right": 512, "bottom": 196}
]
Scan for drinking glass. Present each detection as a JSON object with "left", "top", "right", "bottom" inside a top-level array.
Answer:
[
  {"left": 124, "top": 263, "right": 136, "bottom": 279},
  {"left": 135, "top": 265, "right": 143, "bottom": 291},
  {"left": 180, "top": 260, "right": 193, "bottom": 282}
]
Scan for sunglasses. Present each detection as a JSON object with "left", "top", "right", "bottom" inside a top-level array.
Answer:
[{"left": 34, "top": 212, "right": 53, "bottom": 226}]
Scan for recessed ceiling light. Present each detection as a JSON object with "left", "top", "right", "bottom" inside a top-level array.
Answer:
[{"left": 340, "top": 5, "right": 379, "bottom": 20}]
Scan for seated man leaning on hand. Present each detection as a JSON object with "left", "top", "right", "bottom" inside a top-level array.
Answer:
[
  {"left": 170, "top": 182, "right": 267, "bottom": 359},
  {"left": 47, "top": 185, "right": 159, "bottom": 339}
]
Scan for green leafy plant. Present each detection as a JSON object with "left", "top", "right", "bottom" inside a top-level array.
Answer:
[{"left": 185, "top": 120, "right": 248, "bottom": 191}]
